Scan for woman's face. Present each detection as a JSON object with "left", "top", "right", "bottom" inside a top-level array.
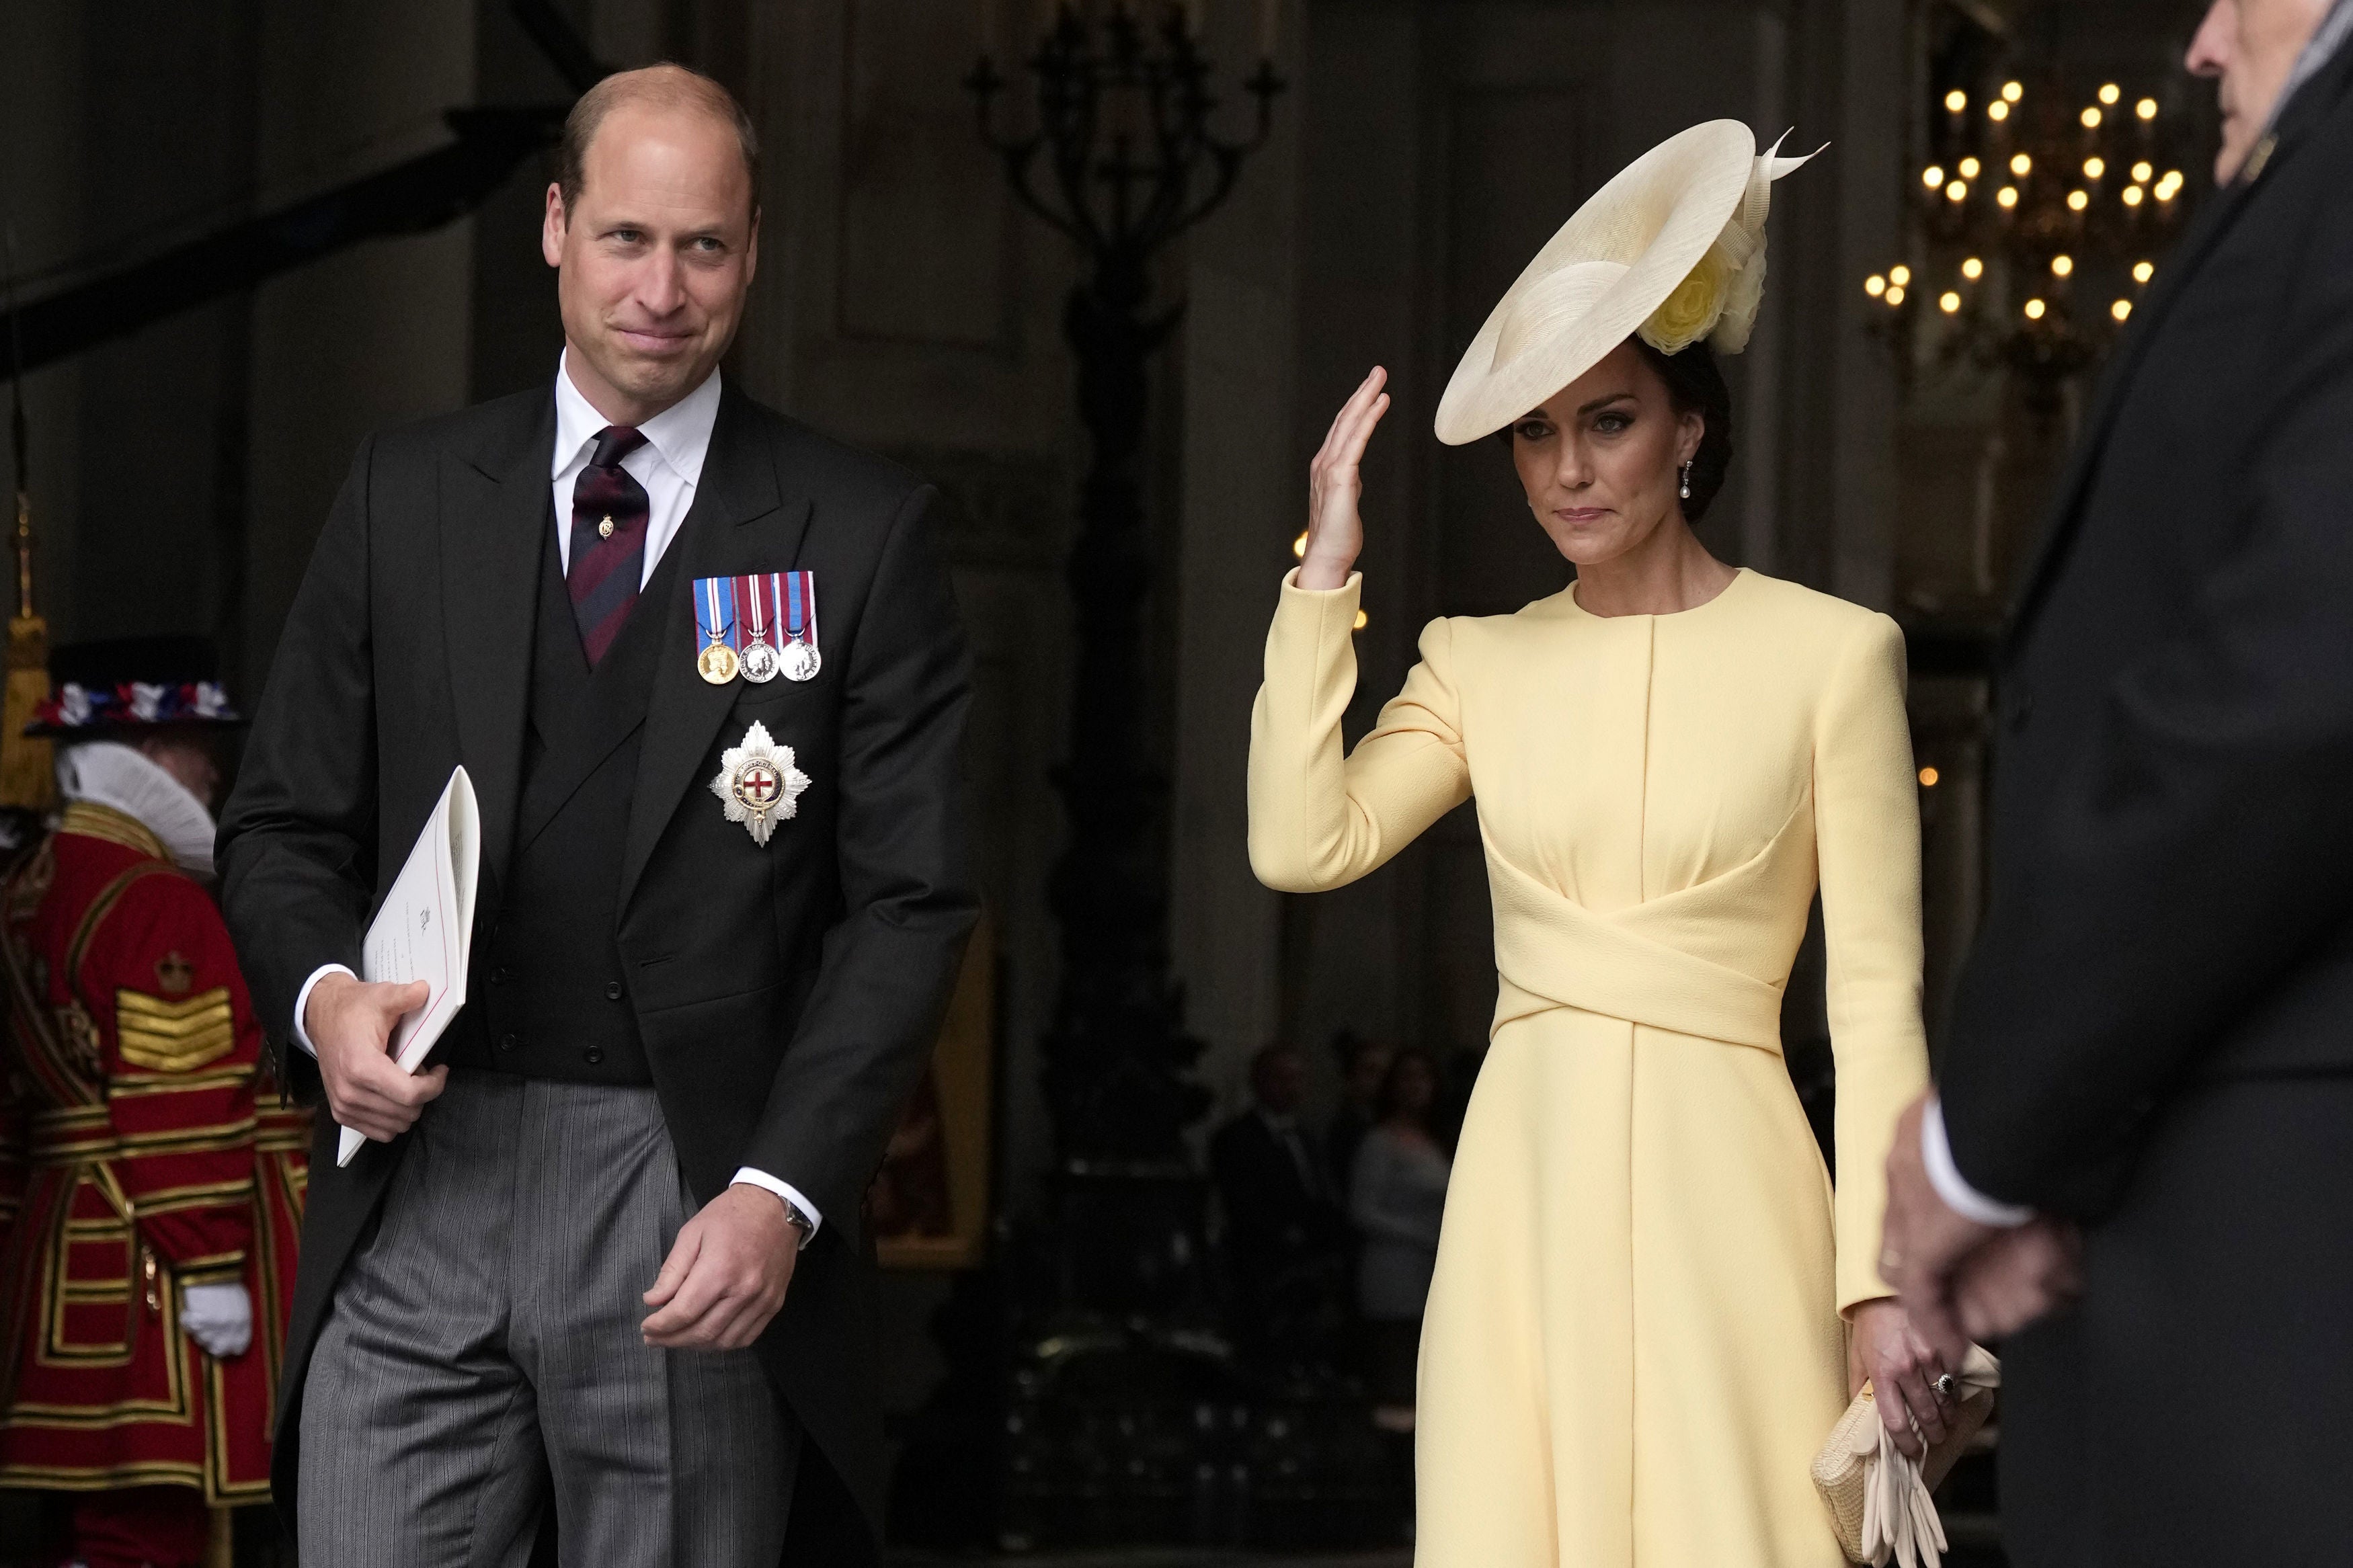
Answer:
[{"left": 1509, "top": 341, "right": 1704, "bottom": 571}]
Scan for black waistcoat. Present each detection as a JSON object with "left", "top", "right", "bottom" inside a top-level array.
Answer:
[{"left": 440, "top": 525, "right": 684, "bottom": 1084}]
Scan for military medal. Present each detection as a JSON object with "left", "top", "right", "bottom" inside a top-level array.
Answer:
[
  {"left": 781, "top": 570, "right": 821, "bottom": 683},
  {"left": 737, "top": 572, "right": 781, "bottom": 684},
  {"left": 709, "top": 720, "right": 810, "bottom": 847},
  {"left": 693, "top": 575, "right": 741, "bottom": 685}
]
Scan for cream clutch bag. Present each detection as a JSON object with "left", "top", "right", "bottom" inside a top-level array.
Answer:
[{"left": 1812, "top": 1346, "right": 1999, "bottom": 1568}]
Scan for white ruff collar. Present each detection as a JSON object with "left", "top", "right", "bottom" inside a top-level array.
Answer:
[{"left": 54, "top": 741, "right": 218, "bottom": 874}]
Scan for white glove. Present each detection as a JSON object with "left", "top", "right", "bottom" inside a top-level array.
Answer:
[{"left": 180, "top": 1282, "right": 252, "bottom": 1358}]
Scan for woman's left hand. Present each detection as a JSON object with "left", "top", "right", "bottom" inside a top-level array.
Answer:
[{"left": 1848, "top": 1298, "right": 1950, "bottom": 1461}]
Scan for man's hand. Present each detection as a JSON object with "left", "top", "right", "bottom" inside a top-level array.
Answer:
[
  {"left": 1952, "top": 1217, "right": 2083, "bottom": 1346},
  {"left": 1882, "top": 1092, "right": 2005, "bottom": 1367},
  {"left": 307, "top": 973, "right": 442, "bottom": 1143},
  {"left": 641, "top": 1183, "right": 801, "bottom": 1350}
]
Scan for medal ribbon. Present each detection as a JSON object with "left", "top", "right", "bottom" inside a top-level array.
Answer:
[
  {"left": 785, "top": 571, "right": 816, "bottom": 648},
  {"left": 693, "top": 577, "right": 738, "bottom": 650},
  {"left": 734, "top": 573, "right": 774, "bottom": 648}
]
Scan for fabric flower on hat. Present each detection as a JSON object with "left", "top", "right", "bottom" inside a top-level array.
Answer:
[
  {"left": 1640, "top": 247, "right": 1730, "bottom": 356},
  {"left": 128, "top": 683, "right": 167, "bottom": 723},
  {"left": 58, "top": 684, "right": 92, "bottom": 728}
]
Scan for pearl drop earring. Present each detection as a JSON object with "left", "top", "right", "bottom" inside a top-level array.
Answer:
[{"left": 1679, "top": 461, "right": 1693, "bottom": 501}]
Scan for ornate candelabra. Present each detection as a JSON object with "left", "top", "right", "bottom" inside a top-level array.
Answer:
[
  {"left": 968, "top": 8, "right": 1281, "bottom": 1170},
  {"left": 1865, "top": 73, "right": 2196, "bottom": 413}
]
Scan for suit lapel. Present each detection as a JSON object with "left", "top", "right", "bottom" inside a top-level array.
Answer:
[
  {"left": 2006, "top": 44, "right": 2353, "bottom": 645},
  {"left": 443, "top": 393, "right": 556, "bottom": 899},
  {"left": 619, "top": 388, "right": 813, "bottom": 911}
]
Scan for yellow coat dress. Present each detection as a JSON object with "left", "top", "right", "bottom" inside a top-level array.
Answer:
[{"left": 1248, "top": 567, "right": 1929, "bottom": 1567}]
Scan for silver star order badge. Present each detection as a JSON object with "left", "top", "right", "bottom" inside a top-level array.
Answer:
[{"left": 710, "top": 720, "right": 810, "bottom": 847}]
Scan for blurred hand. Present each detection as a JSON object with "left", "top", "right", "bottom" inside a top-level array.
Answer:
[
  {"left": 306, "top": 973, "right": 443, "bottom": 1143},
  {"left": 1848, "top": 1298, "right": 1949, "bottom": 1461},
  {"left": 1298, "top": 367, "right": 1392, "bottom": 590},
  {"left": 641, "top": 1183, "right": 801, "bottom": 1351},
  {"left": 1882, "top": 1092, "right": 2024, "bottom": 1368},
  {"left": 180, "top": 1281, "right": 252, "bottom": 1359},
  {"left": 1953, "top": 1217, "right": 2083, "bottom": 1345}
]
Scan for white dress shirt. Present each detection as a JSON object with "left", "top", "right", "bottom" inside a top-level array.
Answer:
[
  {"left": 291, "top": 356, "right": 822, "bottom": 1239},
  {"left": 1921, "top": 1097, "right": 2032, "bottom": 1229}
]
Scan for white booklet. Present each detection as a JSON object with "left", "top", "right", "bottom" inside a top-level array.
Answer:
[{"left": 335, "top": 766, "right": 481, "bottom": 1167}]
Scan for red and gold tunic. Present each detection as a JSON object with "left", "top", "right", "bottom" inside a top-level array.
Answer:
[{"left": 0, "top": 801, "right": 306, "bottom": 1502}]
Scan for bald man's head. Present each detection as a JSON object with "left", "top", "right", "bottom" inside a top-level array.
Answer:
[{"left": 558, "top": 64, "right": 760, "bottom": 220}]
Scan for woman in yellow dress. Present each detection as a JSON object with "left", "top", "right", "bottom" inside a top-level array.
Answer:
[{"left": 1248, "top": 123, "right": 1952, "bottom": 1566}]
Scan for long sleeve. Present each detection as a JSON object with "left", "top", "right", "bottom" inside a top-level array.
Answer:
[
  {"left": 97, "top": 875, "right": 262, "bottom": 1287},
  {"left": 1812, "top": 614, "right": 1932, "bottom": 1312},
  {"left": 738, "top": 485, "right": 980, "bottom": 1246},
  {"left": 217, "top": 439, "right": 380, "bottom": 1044},
  {"left": 1247, "top": 571, "right": 1472, "bottom": 893}
]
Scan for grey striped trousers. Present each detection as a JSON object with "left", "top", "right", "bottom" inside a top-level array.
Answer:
[{"left": 299, "top": 1070, "right": 797, "bottom": 1567}]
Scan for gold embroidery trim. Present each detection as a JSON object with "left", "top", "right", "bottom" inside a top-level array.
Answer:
[
  {"left": 58, "top": 802, "right": 168, "bottom": 863},
  {"left": 115, "top": 987, "right": 235, "bottom": 1072}
]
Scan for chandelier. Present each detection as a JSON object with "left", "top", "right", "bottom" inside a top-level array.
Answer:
[{"left": 1866, "top": 75, "right": 2194, "bottom": 408}]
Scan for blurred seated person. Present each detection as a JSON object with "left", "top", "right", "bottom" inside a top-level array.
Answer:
[
  {"left": 1211, "top": 1043, "right": 1346, "bottom": 1360},
  {"left": 1348, "top": 1047, "right": 1450, "bottom": 1430},
  {"left": 1325, "top": 1030, "right": 1392, "bottom": 1192}
]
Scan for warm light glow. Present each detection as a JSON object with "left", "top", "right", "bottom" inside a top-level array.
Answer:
[
  {"left": 2010, "top": 153, "right": 2033, "bottom": 177},
  {"left": 1886, "top": 286, "right": 1907, "bottom": 306},
  {"left": 2024, "top": 298, "right": 2047, "bottom": 321},
  {"left": 1866, "top": 274, "right": 1888, "bottom": 298},
  {"left": 1919, "top": 767, "right": 1940, "bottom": 788},
  {"left": 1959, "top": 157, "right": 1982, "bottom": 179},
  {"left": 1939, "top": 291, "right": 1962, "bottom": 315},
  {"left": 2137, "top": 97, "right": 2159, "bottom": 121},
  {"left": 2099, "top": 83, "right": 2122, "bottom": 106},
  {"left": 2133, "top": 260, "right": 2156, "bottom": 284},
  {"left": 1293, "top": 532, "right": 1308, "bottom": 559},
  {"left": 2132, "top": 161, "right": 2154, "bottom": 183},
  {"left": 2003, "top": 81, "right": 2024, "bottom": 103},
  {"left": 1889, "top": 265, "right": 1912, "bottom": 287},
  {"left": 1945, "top": 89, "right": 1968, "bottom": 113},
  {"left": 2084, "top": 157, "right": 2106, "bottom": 179},
  {"left": 2111, "top": 299, "right": 2132, "bottom": 322},
  {"left": 1961, "top": 257, "right": 1985, "bottom": 280},
  {"left": 1923, "top": 165, "right": 1946, "bottom": 190},
  {"left": 1946, "top": 179, "right": 1969, "bottom": 203},
  {"left": 1988, "top": 100, "right": 2011, "bottom": 122},
  {"left": 2081, "top": 106, "right": 2104, "bottom": 128},
  {"left": 1997, "top": 185, "right": 2020, "bottom": 209},
  {"left": 2068, "top": 189, "right": 2091, "bottom": 211},
  {"left": 2122, "top": 185, "right": 2146, "bottom": 207},
  {"left": 2051, "top": 254, "right": 2074, "bottom": 276},
  {"left": 1353, "top": 610, "right": 1369, "bottom": 631}
]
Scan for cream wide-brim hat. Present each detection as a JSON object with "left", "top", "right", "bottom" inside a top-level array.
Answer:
[{"left": 1433, "top": 120, "right": 1817, "bottom": 446}]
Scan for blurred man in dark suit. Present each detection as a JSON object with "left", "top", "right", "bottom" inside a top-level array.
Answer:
[
  {"left": 1882, "top": 5, "right": 2353, "bottom": 1565},
  {"left": 1211, "top": 1044, "right": 1347, "bottom": 1364}
]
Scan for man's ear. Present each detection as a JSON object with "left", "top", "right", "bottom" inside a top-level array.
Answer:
[{"left": 542, "top": 183, "right": 568, "bottom": 269}]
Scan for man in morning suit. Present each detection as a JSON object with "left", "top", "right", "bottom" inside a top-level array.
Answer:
[
  {"left": 216, "top": 65, "right": 976, "bottom": 1565},
  {"left": 1878, "top": 4, "right": 2353, "bottom": 1565}
]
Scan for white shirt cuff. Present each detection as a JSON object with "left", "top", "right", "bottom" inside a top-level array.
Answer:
[
  {"left": 290, "top": 964, "right": 358, "bottom": 1056},
  {"left": 1923, "top": 1098, "right": 2034, "bottom": 1228},
  {"left": 730, "top": 1167, "right": 822, "bottom": 1245}
]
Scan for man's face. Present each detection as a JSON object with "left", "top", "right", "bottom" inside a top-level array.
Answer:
[
  {"left": 1255, "top": 1051, "right": 1308, "bottom": 1117},
  {"left": 543, "top": 103, "right": 760, "bottom": 423},
  {"left": 139, "top": 737, "right": 221, "bottom": 812},
  {"left": 2187, "top": 0, "right": 2336, "bottom": 181}
]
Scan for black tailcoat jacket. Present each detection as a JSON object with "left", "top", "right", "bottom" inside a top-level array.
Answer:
[
  {"left": 216, "top": 381, "right": 978, "bottom": 1557},
  {"left": 1936, "top": 40, "right": 2353, "bottom": 1568}
]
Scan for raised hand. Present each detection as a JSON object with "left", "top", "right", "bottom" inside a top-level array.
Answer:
[
  {"left": 305, "top": 973, "right": 443, "bottom": 1143},
  {"left": 1300, "top": 366, "right": 1392, "bottom": 590}
]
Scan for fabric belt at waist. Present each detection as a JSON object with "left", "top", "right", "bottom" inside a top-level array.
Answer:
[{"left": 1485, "top": 840, "right": 1786, "bottom": 1053}]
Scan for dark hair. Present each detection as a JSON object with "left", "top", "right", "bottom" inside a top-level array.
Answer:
[
  {"left": 1375, "top": 1047, "right": 1442, "bottom": 1126},
  {"left": 1632, "top": 336, "right": 1735, "bottom": 523},
  {"left": 557, "top": 63, "right": 761, "bottom": 218}
]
